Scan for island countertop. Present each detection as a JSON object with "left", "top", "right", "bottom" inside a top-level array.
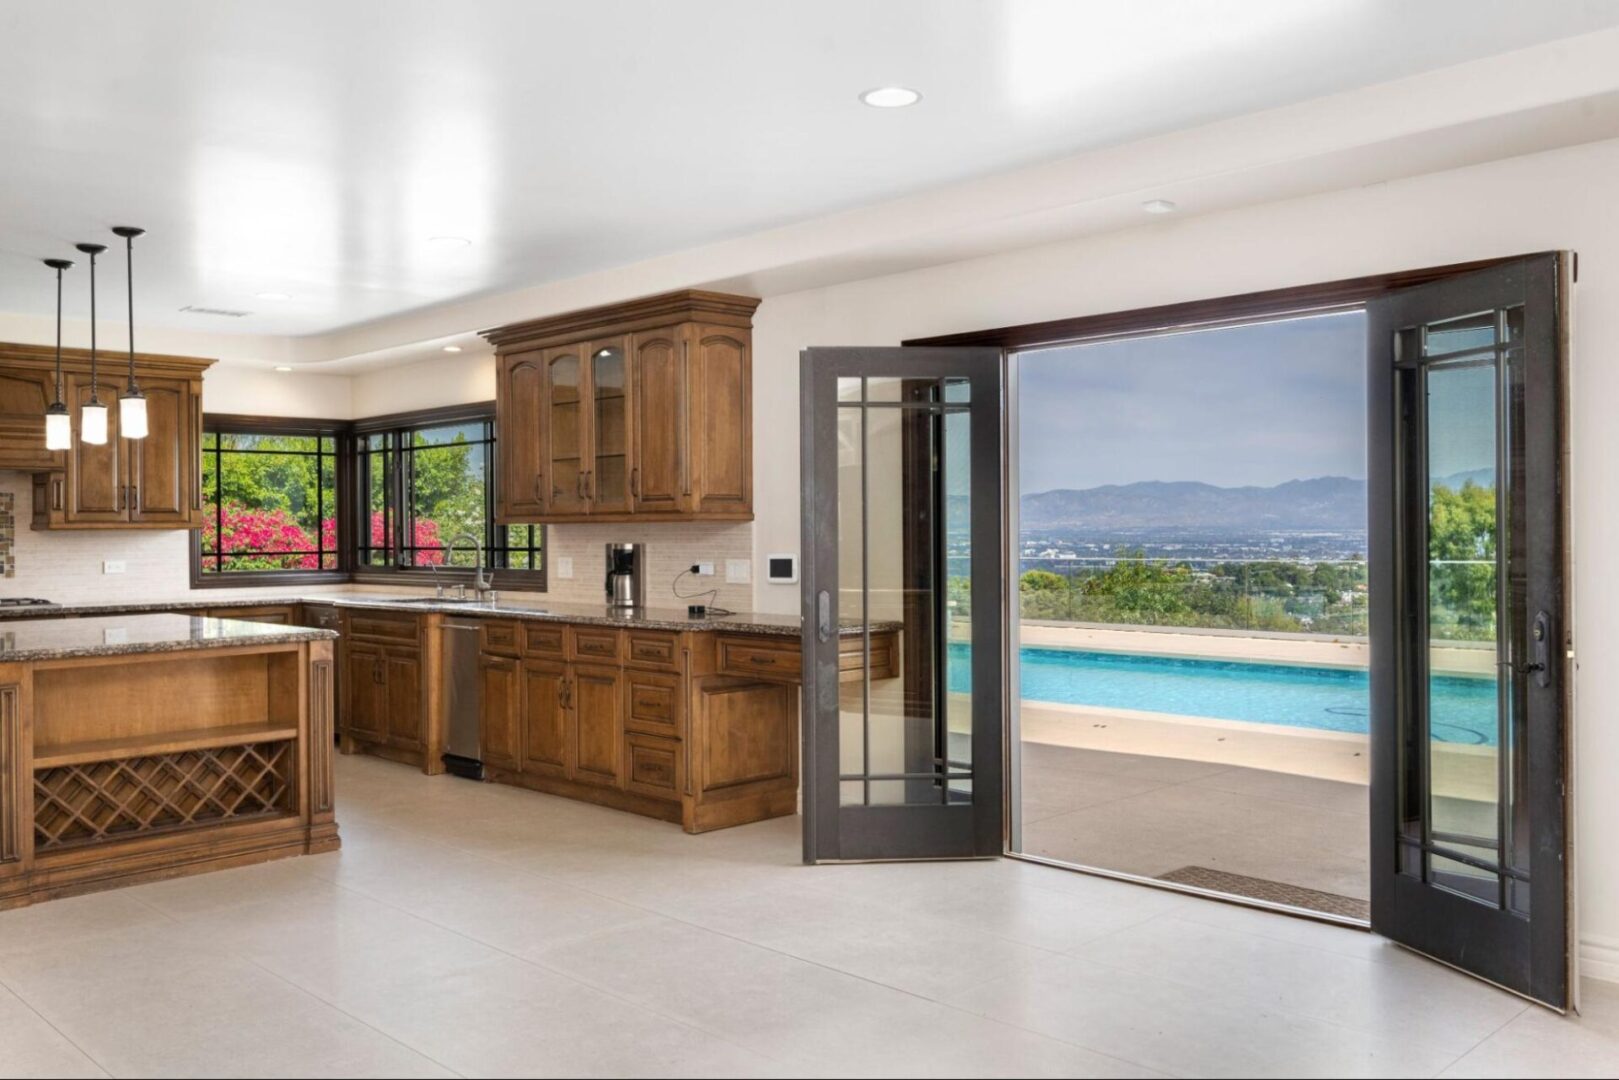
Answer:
[{"left": 0, "top": 613, "right": 337, "bottom": 663}]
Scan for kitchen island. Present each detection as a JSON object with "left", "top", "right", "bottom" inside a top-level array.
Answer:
[{"left": 0, "top": 614, "right": 339, "bottom": 909}]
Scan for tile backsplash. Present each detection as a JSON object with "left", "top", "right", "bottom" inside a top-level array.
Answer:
[
  {"left": 0, "top": 473, "right": 757, "bottom": 610},
  {"left": 0, "top": 491, "right": 12, "bottom": 578}
]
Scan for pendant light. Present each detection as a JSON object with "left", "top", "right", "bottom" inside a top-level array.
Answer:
[
  {"left": 73, "top": 242, "right": 109, "bottom": 444},
  {"left": 112, "top": 226, "right": 147, "bottom": 439},
  {"left": 42, "top": 257, "right": 74, "bottom": 451}
]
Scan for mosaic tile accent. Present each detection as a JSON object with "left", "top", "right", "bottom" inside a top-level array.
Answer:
[{"left": 0, "top": 491, "right": 14, "bottom": 578}]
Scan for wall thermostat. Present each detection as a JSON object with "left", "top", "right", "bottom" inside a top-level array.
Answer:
[{"left": 766, "top": 553, "right": 799, "bottom": 584}]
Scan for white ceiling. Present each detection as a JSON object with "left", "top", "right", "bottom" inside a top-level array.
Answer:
[{"left": 3, "top": 0, "right": 1619, "bottom": 343}]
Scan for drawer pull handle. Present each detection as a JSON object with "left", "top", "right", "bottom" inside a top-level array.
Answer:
[{"left": 749, "top": 655, "right": 776, "bottom": 666}]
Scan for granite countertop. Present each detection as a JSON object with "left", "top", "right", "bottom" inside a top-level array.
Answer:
[
  {"left": 0, "top": 613, "right": 337, "bottom": 663},
  {"left": 0, "top": 593, "right": 897, "bottom": 638}
]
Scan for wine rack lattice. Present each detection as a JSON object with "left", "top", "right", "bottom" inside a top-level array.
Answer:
[{"left": 33, "top": 740, "right": 294, "bottom": 851}]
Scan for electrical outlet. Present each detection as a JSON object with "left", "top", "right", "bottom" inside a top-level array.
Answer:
[
  {"left": 557, "top": 556, "right": 574, "bottom": 579},
  {"left": 102, "top": 560, "right": 126, "bottom": 574},
  {"left": 694, "top": 562, "right": 715, "bottom": 576},
  {"left": 725, "top": 559, "right": 751, "bottom": 584}
]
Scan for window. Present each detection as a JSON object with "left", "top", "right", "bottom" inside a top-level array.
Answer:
[
  {"left": 195, "top": 404, "right": 543, "bottom": 587},
  {"left": 355, "top": 406, "right": 544, "bottom": 584},
  {"left": 198, "top": 424, "right": 341, "bottom": 577}
]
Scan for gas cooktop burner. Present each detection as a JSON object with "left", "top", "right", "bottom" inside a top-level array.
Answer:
[{"left": 0, "top": 598, "right": 57, "bottom": 608}]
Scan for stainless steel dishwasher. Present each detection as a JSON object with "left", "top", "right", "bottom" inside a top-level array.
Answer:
[{"left": 441, "top": 620, "right": 484, "bottom": 779}]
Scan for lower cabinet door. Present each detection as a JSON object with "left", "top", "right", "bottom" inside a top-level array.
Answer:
[
  {"left": 520, "top": 658, "right": 569, "bottom": 778},
  {"left": 345, "top": 642, "right": 386, "bottom": 740},
  {"left": 385, "top": 650, "right": 423, "bottom": 745},
  {"left": 572, "top": 662, "right": 624, "bottom": 788},
  {"left": 479, "top": 653, "right": 522, "bottom": 771}
]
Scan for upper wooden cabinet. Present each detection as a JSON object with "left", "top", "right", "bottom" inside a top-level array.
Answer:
[
  {"left": 484, "top": 291, "right": 759, "bottom": 523},
  {"left": 0, "top": 342, "right": 212, "bottom": 531}
]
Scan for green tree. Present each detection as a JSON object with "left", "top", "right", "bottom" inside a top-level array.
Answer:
[{"left": 1428, "top": 480, "right": 1497, "bottom": 640}]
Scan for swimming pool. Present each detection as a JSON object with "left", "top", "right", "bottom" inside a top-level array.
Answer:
[{"left": 945, "top": 644, "right": 1498, "bottom": 745}]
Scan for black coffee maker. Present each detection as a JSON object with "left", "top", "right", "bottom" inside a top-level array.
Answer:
[{"left": 604, "top": 543, "right": 646, "bottom": 609}]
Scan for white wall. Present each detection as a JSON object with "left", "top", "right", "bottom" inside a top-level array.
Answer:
[{"left": 747, "top": 133, "right": 1619, "bottom": 973}]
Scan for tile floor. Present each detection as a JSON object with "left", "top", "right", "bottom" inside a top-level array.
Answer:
[
  {"left": 1019, "top": 740, "right": 1371, "bottom": 912},
  {"left": 2, "top": 753, "right": 1616, "bottom": 1078}
]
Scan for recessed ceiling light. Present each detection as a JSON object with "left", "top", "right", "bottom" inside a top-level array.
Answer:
[
  {"left": 859, "top": 86, "right": 921, "bottom": 108},
  {"left": 1141, "top": 199, "right": 1178, "bottom": 215},
  {"left": 256, "top": 291, "right": 292, "bottom": 301},
  {"left": 442, "top": 345, "right": 462, "bottom": 353},
  {"left": 427, "top": 235, "right": 473, "bottom": 247},
  {"left": 274, "top": 366, "right": 293, "bottom": 373}
]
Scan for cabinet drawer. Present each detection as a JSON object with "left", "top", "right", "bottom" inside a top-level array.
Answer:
[
  {"left": 347, "top": 611, "right": 420, "bottom": 644},
  {"left": 624, "top": 733, "right": 683, "bottom": 801},
  {"left": 522, "top": 622, "right": 566, "bottom": 657},
  {"left": 625, "top": 630, "right": 680, "bottom": 671},
  {"left": 716, "top": 635, "right": 801, "bottom": 681},
  {"left": 570, "top": 626, "right": 622, "bottom": 662},
  {"left": 625, "top": 671, "right": 681, "bottom": 737},
  {"left": 480, "top": 619, "right": 520, "bottom": 656}
]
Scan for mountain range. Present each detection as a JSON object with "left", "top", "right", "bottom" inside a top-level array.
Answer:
[{"left": 1018, "top": 472, "right": 1493, "bottom": 531}]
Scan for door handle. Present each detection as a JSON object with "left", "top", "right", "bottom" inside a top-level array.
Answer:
[
  {"left": 533, "top": 475, "right": 542, "bottom": 502},
  {"left": 630, "top": 466, "right": 640, "bottom": 498},
  {"left": 1521, "top": 610, "right": 1551, "bottom": 688},
  {"left": 817, "top": 590, "right": 832, "bottom": 644},
  {"left": 129, "top": 483, "right": 138, "bottom": 512}
]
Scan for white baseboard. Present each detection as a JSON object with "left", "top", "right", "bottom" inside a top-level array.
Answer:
[{"left": 1580, "top": 935, "right": 1619, "bottom": 983}]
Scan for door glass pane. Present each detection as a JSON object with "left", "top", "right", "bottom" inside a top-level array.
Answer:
[
  {"left": 1424, "top": 358, "right": 1503, "bottom": 900},
  {"left": 944, "top": 407, "right": 973, "bottom": 798},
  {"left": 837, "top": 378, "right": 972, "bottom": 807},
  {"left": 549, "top": 353, "right": 581, "bottom": 502},
  {"left": 592, "top": 344, "right": 627, "bottom": 506},
  {"left": 837, "top": 399, "right": 866, "bottom": 806}
]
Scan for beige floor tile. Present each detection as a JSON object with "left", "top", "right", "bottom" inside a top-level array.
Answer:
[
  {"left": 1438, "top": 978, "right": 1619, "bottom": 1078},
  {"left": 0, "top": 982, "right": 106, "bottom": 1078}
]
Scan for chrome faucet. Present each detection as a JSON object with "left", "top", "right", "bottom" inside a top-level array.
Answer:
[{"left": 451, "top": 532, "right": 494, "bottom": 598}]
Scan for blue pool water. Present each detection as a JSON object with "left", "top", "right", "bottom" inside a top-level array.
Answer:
[{"left": 946, "top": 644, "right": 1498, "bottom": 746}]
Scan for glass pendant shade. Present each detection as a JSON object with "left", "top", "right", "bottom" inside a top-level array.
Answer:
[
  {"left": 119, "top": 390, "right": 148, "bottom": 439},
  {"left": 44, "top": 404, "right": 71, "bottom": 451},
  {"left": 81, "top": 399, "right": 109, "bottom": 445}
]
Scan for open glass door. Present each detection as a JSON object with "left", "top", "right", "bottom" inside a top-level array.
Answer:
[
  {"left": 800, "top": 347, "right": 1004, "bottom": 861},
  {"left": 1368, "top": 253, "right": 1572, "bottom": 1008}
]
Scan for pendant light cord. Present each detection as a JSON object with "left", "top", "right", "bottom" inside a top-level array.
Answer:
[
  {"left": 124, "top": 235, "right": 138, "bottom": 392},
  {"left": 86, "top": 249, "right": 98, "bottom": 402},
  {"left": 53, "top": 264, "right": 64, "bottom": 400}
]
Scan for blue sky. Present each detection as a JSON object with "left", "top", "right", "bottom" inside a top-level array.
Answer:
[{"left": 1016, "top": 311, "right": 1368, "bottom": 493}]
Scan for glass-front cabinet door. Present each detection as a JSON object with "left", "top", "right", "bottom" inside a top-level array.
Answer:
[
  {"left": 588, "top": 336, "right": 631, "bottom": 514},
  {"left": 1369, "top": 253, "right": 1571, "bottom": 1009},
  {"left": 542, "top": 345, "right": 586, "bottom": 515},
  {"left": 800, "top": 346, "right": 1004, "bottom": 861}
]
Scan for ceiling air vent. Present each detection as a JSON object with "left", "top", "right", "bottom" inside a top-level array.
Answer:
[{"left": 179, "top": 304, "right": 251, "bottom": 317}]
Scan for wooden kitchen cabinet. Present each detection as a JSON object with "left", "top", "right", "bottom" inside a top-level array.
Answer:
[
  {"left": 518, "top": 657, "right": 569, "bottom": 778},
  {"left": 484, "top": 290, "right": 758, "bottom": 524},
  {"left": 0, "top": 366, "right": 64, "bottom": 471},
  {"left": 344, "top": 640, "right": 387, "bottom": 742},
  {"left": 0, "top": 341, "right": 211, "bottom": 531},
  {"left": 336, "top": 609, "right": 441, "bottom": 773},
  {"left": 571, "top": 662, "right": 624, "bottom": 788},
  {"left": 479, "top": 653, "right": 523, "bottom": 771}
]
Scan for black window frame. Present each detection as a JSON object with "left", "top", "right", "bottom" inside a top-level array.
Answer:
[
  {"left": 191, "top": 414, "right": 353, "bottom": 588},
  {"left": 191, "top": 403, "right": 546, "bottom": 590},
  {"left": 351, "top": 403, "right": 546, "bottom": 589}
]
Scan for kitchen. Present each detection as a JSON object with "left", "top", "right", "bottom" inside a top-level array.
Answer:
[{"left": 5, "top": 4, "right": 1619, "bottom": 1077}]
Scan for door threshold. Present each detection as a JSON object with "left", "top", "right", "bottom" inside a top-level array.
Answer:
[{"left": 1005, "top": 851, "right": 1372, "bottom": 930}]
